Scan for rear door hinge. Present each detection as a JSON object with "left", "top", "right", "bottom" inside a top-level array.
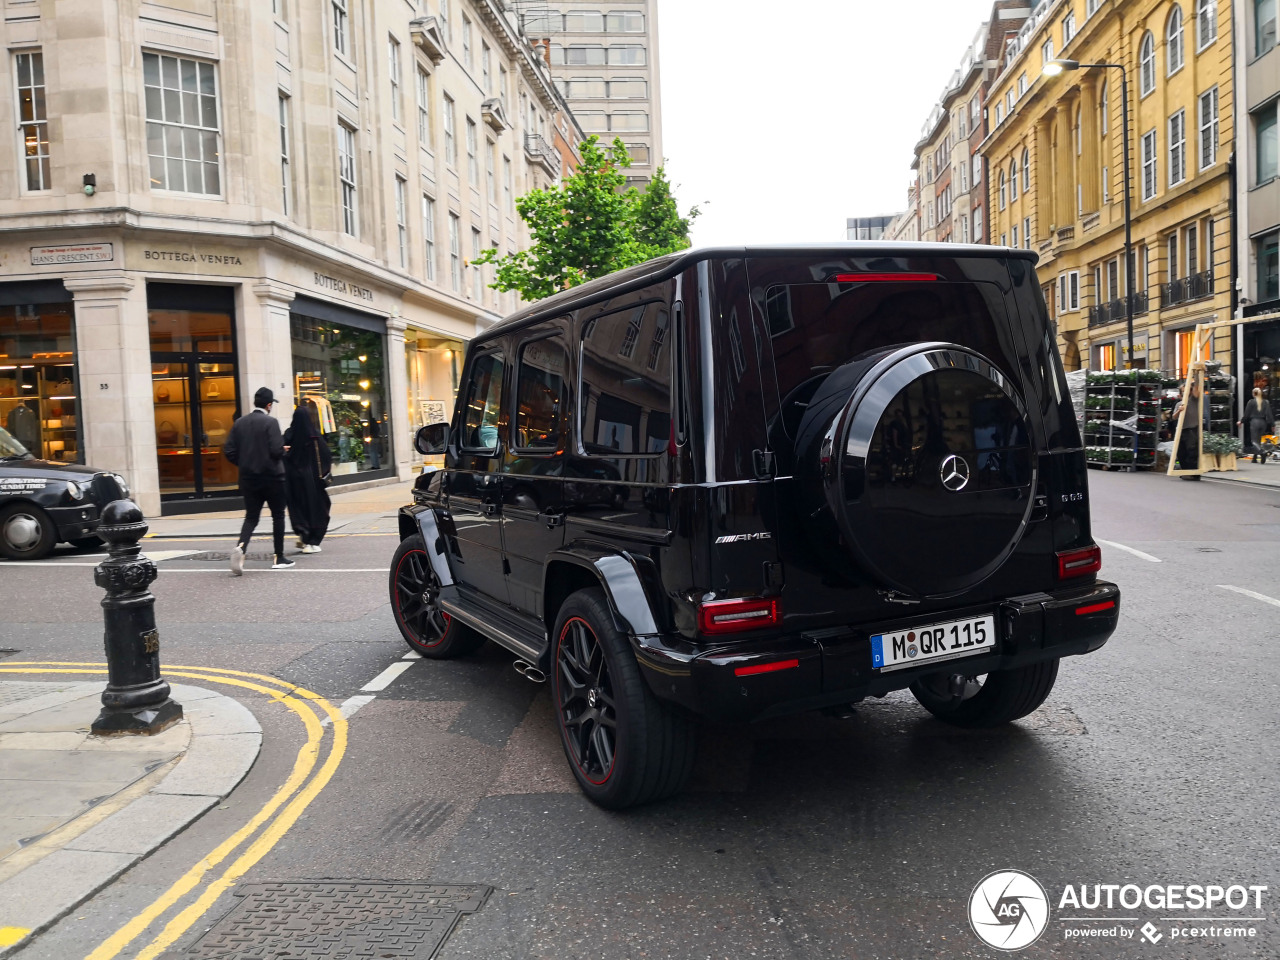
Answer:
[{"left": 752, "top": 448, "right": 776, "bottom": 479}]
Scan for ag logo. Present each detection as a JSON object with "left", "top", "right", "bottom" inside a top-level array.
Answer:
[{"left": 968, "top": 869, "right": 1050, "bottom": 951}]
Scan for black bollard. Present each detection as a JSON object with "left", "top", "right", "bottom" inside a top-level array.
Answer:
[{"left": 90, "top": 499, "right": 183, "bottom": 736}]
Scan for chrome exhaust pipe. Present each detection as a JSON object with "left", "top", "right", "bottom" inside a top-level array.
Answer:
[{"left": 513, "top": 660, "right": 547, "bottom": 684}]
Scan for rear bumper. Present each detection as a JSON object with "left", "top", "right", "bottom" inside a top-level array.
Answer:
[{"left": 632, "top": 580, "right": 1120, "bottom": 723}]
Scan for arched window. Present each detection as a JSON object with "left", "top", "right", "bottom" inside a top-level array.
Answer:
[
  {"left": 1167, "top": 6, "right": 1185, "bottom": 75},
  {"left": 999, "top": 170, "right": 1007, "bottom": 209},
  {"left": 1196, "top": 0, "right": 1217, "bottom": 49},
  {"left": 1100, "top": 81, "right": 1109, "bottom": 135},
  {"left": 1022, "top": 147, "right": 1031, "bottom": 191},
  {"left": 1139, "top": 31, "right": 1156, "bottom": 95},
  {"left": 1009, "top": 159, "right": 1019, "bottom": 200}
]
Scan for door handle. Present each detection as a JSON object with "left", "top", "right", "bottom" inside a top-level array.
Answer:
[
  {"left": 482, "top": 502, "right": 499, "bottom": 517},
  {"left": 544, "top": 511, "right": 565, "bottom": 529}
]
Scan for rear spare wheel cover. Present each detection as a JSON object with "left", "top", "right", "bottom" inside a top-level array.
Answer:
[{"left": 826, "top": 344, "right": 1036, "bottom": 598}]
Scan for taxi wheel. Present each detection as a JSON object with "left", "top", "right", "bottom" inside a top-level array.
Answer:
[
  {"left": 909, "top": 659, "right": 1059, "bottom": 728},
  {"left": 0, "top": 503, "right": 58, "bottom": 561}
]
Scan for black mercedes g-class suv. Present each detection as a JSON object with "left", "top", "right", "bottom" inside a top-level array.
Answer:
[{"left": 391, "top": 244, "right": 1120, "bottom": 808}]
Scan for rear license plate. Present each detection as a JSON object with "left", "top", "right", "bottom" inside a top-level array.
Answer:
[{"left": 871, "top": 614, "right": 996, "bottom": 672}]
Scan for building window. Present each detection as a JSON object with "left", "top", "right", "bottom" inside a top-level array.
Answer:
[
  {"left": 1059, "top": 272, "right": 1080, "bottom": 311},
  {"left": 1011, "top": 224, "right": 1019, "bottom": 248},
  {"left": 448, "top": 214, "right": 461, "bottom": 290},
  {"left": 1257, "top": 102, "right": 1278, "bottom": 183},
  {"left": 1103, "top": 165, "right": 1110, "bottom": 202},
  {"left": 422, "top": 194, "right": 436, "bottom": 282},
  {"left": 974, "top": 205, "right": 983, "bottom": 241},
  {"left": 338, "top": 123, "right": 357, "bottom": 236},
  {"left": 1022, "top": 147, "right": 1030, "bottom": 191},
  {"left": 973, "top": 154, "right": 982, "bottom": 185},
  {"left": 1169, "top": 109, "right": 1187, "bottom": 186},
  {"left": 439, "top": 0, "right": 451, "bottom": 41},
  {"left": 1168, "top": 232, "right": 1180, "bottom": 280},
  {"left": 999, "top": 170, "right": 1007, "bottom": 209},
  {"left": 1142, "top": 128, "right": 1158, "bottom": 200},
  {"left": 395, "top": 176, "right": 408, "bottom": 268},
  {"left": 606, "top": 11, "right": 645, "bottom": 32},
  {"left": 960, "top": 214, "right": 970, "bottom": 243},
  {"left": 1006, "top": 90, "right": 1015, "bottom": 114},
  {"left": 1024, "top": 217, "right": 1032, "bottom": 249},
  {"left": 1139, "top": 31, "right": 1156, "bottom": 95},
  {"left": 443, "top": 94, "right": 456, "bottom": 165},
  {"left": 1167, "top": 6, "right": 1185, "bottom": 75},
  {"left": 388, "top": 36, "right": 402, "bottom": 123},
  {"left": 503, "top": 155, "right": 513, "bottom": 214},
  {"left": 416, "top": 67, "right": 431, "bottom": 146},
  {"left": 1196, "top": 0, "right": 1218, "bottom": 49},
  {"left": 1186, "top": 222, "right": 1199, "bottom": 275},
  {"left": 486, "top": 140, "right": 496, "bottom": 204},
  {"left": 1198, "top": 87, "right": 1219, "bottom": 169},
  {"left": 1009, "top": 159, "right": 1019, "bottom": 200},
  {"left": 332, "top": 0, "right": 349, "bottom": 56},
  {"left": 470, "top": 228, "right": 483, "bottom": 301},
  {"left": 462, "top": 16, "right": 472, "bottom": 69},
  {"left": 1100, "top": 81, "right": 1109, "bottom": 134},
  {"left": 1087, "top": 0, "right": 1101, "bottom": 15},
  {"left": 1258, "top": 230, "right": 1279, "bottom": 301},
  {"left": 1042, "top": 38, "right": 1054, "bottom": 67},
  {"left": 482, "top": 42, "right": 491, "bottom": 93},
  {"left": 1063, "top": 12, "right": 1076, "bottom": 44},
  {"left": 14, "top": 51, "right": 50, "bottom": 192},
  {"left": 144, "top": 52, "right": 221, "bottom": 195},
  {"left": 279, "top": 94, "right": 290, "bottom": 215},
  {"left": 466, "top": 118, "right": 478, "bottom": 186},
  {"left": 1260, "top": 0, "right": 1278, "bottom": 56}
]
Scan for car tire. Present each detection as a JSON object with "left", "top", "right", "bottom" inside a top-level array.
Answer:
[
  {"left": 909, "top": 658, "right": 1059, "bottom": 728},
  {"left": 0, "top": 503, "right": 58, "bottom": 561},
  {"left": 389, "top": 535, "right": 485, "bottom": 658},
  {"left": 67, "top": 535, "right": 104, "bottom": 551},
  {"left": 551, "top": 587, "right": 696, "bottom": 809}
]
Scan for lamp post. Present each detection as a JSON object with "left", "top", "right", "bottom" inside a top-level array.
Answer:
[{"left": 1044, "top": 58, "right": 1135, "bottom": 370}]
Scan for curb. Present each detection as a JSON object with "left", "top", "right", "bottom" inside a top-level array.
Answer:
[{"left": 0, "top": 683, "right": 262, "bottom": 956}]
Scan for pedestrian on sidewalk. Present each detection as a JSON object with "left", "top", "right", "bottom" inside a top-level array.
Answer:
[
  {"left": 1238, "top": 387, "right": 1274, "bottom": 464},
  {"left": 284, "top": 400, "right": 332, "bottom": 554},
  {"left": 223, "top": 387, "right": 294, "bottom": 573}
]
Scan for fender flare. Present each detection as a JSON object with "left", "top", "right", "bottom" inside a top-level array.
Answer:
[
  {"left": 543, "top": 544, "right": 661, "bottom": 637},
  {"left": 400, "top": 504, "right": 457, "bottom": 590}
]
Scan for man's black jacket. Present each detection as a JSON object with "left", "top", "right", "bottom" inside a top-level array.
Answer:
[{"left": 224, "top": 409, "right": 285, "bottom": 479}]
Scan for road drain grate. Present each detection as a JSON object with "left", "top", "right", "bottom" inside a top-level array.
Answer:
[
  {"left": 178, "top": 882, "right": 490, "bottom": 959},
  {"left": 189, "top": 551, "right": 275, "bottom": 562}
]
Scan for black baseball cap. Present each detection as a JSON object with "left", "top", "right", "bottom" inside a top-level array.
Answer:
[{"left": 254, "top": 387, "right": 276, "bottom": 408}]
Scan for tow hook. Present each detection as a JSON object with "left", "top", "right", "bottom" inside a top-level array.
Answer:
[
  {"left": 948, "top": 674, "right": 970, "bottom": 699},
  {"left": 513, "top": 660, "right": 546, "bottom": 684}
]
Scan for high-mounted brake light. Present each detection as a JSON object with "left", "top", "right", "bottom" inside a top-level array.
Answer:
[
  {"left": 734, "top": 658, "right": 800, "bottom": 678},
  {"left": 1075, "top": 600, "right": 1116, "bottom": 616},
  {"left": 832, "top": 273, "right": 938, "bottom": 283},
  {"left": 697, "top": 597, "right": 780, "bottom": 635},
  {"left": 1056, "top": 544, "right": 1102, "bottom": 579}
]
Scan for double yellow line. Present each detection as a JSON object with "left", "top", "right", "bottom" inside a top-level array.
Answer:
[{"left": 0, "top": 662, "right": 347, "bottom": 960}]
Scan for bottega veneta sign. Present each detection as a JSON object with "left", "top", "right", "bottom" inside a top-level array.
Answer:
[
  {"left": 143, "top": 250, "right": 244, "bottom": 265},
  {"left": 313, "top": 272, "right": 374, "bottom": 301}
]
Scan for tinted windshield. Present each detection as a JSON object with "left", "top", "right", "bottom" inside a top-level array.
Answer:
[{"left": 0, "top": 426, "right": 31, "bottom": 458}]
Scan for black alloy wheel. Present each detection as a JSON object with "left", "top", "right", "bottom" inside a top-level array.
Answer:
[
  {"left": 551, "top": 588, "right": 696, "bottom": 809},
  {"left": 388, "top": 535, "right": 485, "bottom": 658},
  {"left": 0, "top": 503, "right": 58, "bottom": 561},
  {"left": 556, "top": 615, "right": 618, "bottom": 785},
  {"left": 909, "top": 658, "right": 1060, "bottom": 728}
]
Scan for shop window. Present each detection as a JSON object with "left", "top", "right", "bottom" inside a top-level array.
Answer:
[
  {"left": 0, "top": 302, "right": 79, "bottom": 462},
  {"left": 290, "top": 309, "right": 390, "bottom": 475},
  {"left": 144, "top": 52, "right": 221, "bottom": 195},
  {"left": 1097, "top": 343, "right": 1118, "bottom": 371},
  {"left": 1258, "top": 231, "right": 1279, "bottom": 302},
  {"left": 514, "top": 336, "right": 569, "bottom": 450},
  {"left": 580, "top": 302, "right": 671, "bottom": 456}
]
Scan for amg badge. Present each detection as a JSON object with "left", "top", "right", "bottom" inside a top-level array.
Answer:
[{"left": 715, "top": 532, "right": 773, "bottom": 544}]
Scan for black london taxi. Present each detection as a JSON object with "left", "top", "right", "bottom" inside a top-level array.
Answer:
[
  {"left": 0, "top": 426, "right": 130, "bottom": 560},
  {"left": 389, "top": 243, "right": 1121, "bottom": 808}
]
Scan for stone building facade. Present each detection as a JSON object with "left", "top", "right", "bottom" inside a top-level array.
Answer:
[{"left": 0, "top": 0, "right": 581, "bottom": 516}]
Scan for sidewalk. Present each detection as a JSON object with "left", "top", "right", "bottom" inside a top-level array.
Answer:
[
  {"left": 1199, "top": 458, "right": 1280, "bottom": 490},
  {"left": 146, "top": 476, "right": 418, "bottom": 539},
  {"left": 0, "top": 680, "right": 261, "bottom": 955}
]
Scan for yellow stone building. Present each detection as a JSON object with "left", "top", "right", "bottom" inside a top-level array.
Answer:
[{"left": 983, "top": 0, "right": 1233, "bottom": 374}]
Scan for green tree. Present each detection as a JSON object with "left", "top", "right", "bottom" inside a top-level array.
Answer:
[{"left": 472, "top": 136, "right": 699, "bottom": 303}]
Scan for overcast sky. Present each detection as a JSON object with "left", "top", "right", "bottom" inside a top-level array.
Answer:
[{"left": 657, "top": 0, "right": 1000, "bottom": 246}]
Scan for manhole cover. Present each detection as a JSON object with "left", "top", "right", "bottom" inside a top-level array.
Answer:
[
  {"left": 1197, "top": 547, "right": 1222, "bottom": 553},
  {"left": 189, "top": 551, "right": 275, "bottom": 562},
  {"left": 179, "top": 882, "right": 490, "bottom": 959}
]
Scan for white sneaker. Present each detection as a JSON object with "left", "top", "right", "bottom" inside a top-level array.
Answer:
[
  {"left": 300, "top": 543, "right": 322, "bottom": 554},
  {"left": 272, "top": 556, "right": 296, "bottom": 570},
  {"left": 230, "top": 544, "right": 245, "bottom": 577}
]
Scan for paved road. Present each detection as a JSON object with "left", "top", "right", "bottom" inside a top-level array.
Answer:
[{"left": 2, "top": 472, "right": 1277, "bottom": 959}]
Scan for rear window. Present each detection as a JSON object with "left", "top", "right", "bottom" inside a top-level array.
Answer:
[
  {"left": 580, "top": 302, "right": 672, "bottom": 456},
  {"left": 764, "top": 280, "right": 1021, "bottom": 404}
]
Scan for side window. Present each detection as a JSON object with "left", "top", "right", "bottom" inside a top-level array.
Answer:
[
  {"left": 580, "top": 301, "right": 671, "bottom": 456},
  {"left": 514, "top": 336, "right": 569, "bottom": 451},
  {"left": 460, "top": 350, "right": 505, "bottom": 451}
]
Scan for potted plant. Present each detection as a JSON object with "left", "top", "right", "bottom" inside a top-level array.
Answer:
[{"left": 1203, "top": 432, "right": 1243, "bottom": 471}]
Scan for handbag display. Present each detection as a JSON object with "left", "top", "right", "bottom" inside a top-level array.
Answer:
[
  {"left": 157, "top": 385, "right": 170, "bottom": 402},
  {"left": 157, "top": 419, "right": 180, "bottom": 446},
  {"left": 207, "top": 381, "right": 221, "bottom": 399}
]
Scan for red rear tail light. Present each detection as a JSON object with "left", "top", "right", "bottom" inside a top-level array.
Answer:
[
  {"left": 1056, "top": 544, "right": 1102, "bottom": 579},
  {"left": 833, "top": 273, "right": 937, "bottom": 283},
  {"left": 1075, "top": 600, "right": 1116, "bottom": 616},
  {"left": 734, "top": 658, "right": 799, "bottom": 677},
  {"left": 697, "top": 597, "right": 780, "bottom": 635}
]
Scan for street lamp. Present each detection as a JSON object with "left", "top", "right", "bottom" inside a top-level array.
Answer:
[{"left": 1043, "top": 58, "right": 1136, "bottom": 371}]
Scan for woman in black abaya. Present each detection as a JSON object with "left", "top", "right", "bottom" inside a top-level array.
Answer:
[{"left": 283, "top": 401, "right": 332, "bottom": 553}]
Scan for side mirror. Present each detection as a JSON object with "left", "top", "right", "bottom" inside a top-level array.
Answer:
[{"left": 415, "top": 422, "right": 450, "bottom": 455}]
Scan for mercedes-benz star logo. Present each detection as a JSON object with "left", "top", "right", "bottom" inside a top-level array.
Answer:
[{"left": 940, "top": 454, "right": 971, "bottom": 492}]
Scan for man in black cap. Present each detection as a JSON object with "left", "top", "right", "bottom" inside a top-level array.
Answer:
[{"left": 223, "top": 387, "right": 294, "bottom": 572}]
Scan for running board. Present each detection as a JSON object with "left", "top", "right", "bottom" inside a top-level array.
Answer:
[{"left": 440, "top": 597, "right": 548, "bottom": 667}]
